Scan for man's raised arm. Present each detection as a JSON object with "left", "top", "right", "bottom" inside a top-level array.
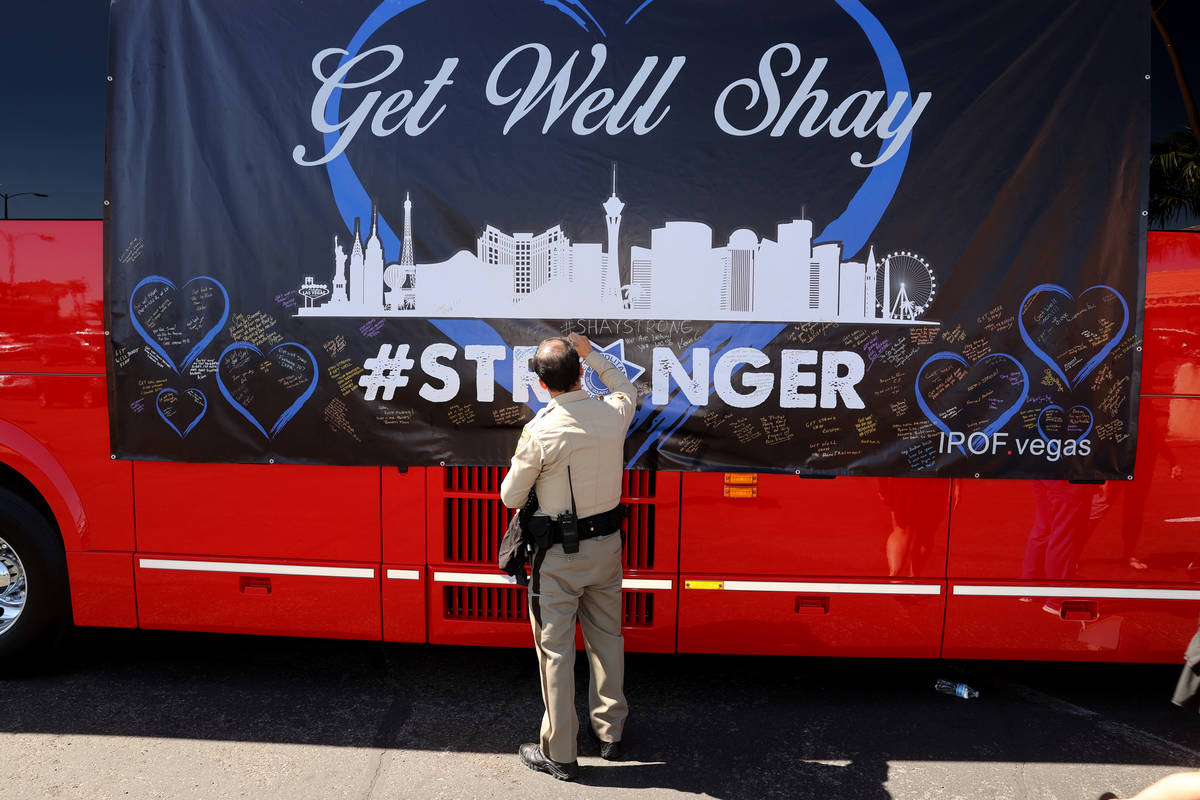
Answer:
[{"left": 568, "top": 333, "right": 637, "bottom": 424}]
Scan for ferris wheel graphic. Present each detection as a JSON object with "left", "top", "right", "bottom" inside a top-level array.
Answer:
[{"left": 875, "top": 250, "right": 936, "bottom": 321}]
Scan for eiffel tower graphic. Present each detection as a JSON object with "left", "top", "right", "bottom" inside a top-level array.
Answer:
[{"left": 399, "top": 192, "right": 417, "bottom": 310}]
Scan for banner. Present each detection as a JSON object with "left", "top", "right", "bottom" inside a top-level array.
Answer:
[{"left": 106, "top": 0, "right": 1149, "bottom": 477}]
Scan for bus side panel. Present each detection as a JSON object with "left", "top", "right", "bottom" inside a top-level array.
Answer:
[
  {"left": 0, "top": 219, "right": 129, "bottom": 555},
  {"left": 133, "top": 462, "right": 381, "bottom": 562},
  {"left": 944, "top": 230, "right": 1200, "bottom": 663},
  {"left": 943, "top": 403, "right": 1200, "bottom": 662},
  {"left": 133, "top": 462, "right": 383, "bottom": 640},
  {"left": 382, "top": 466, "right": 429, "bottom": 642},
  {"left": 0, "top": 221, "right": 138, "bottom": 629},
  {"left": 943, "top": 589, "right": 1198, "bottom": 663},
  {"left": 382, "top": 565, "right": 426, "bottom": 642},
  {"left": 66, "top": 551, "right": 137, "bottom": 628},
  {"left": 678, "top": 575, "right": 945, "bottom": 657},
  {"left": 677, "top": 474, "right": 950, "bottom": 656},
  {"left": 134, "top": 555, "right": 382, "bottom": 640},
  {"left": 0, "top": 375, "right": 133, "bottom": 553}
]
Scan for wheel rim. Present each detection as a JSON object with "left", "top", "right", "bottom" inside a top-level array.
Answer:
[{"left": 0, "top": 535, "right": 27, "bottom": 636}]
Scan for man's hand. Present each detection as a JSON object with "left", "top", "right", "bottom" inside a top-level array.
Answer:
[{"left": 568, "top": 333, "right": 593, "bottom": 358}]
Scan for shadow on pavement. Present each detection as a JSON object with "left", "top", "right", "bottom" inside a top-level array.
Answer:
[{"left": 1, "top": 628, "right": 1196, "bottom": 799}]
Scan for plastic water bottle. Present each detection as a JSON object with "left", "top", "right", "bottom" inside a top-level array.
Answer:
[{"left": 935, "top": 679, "right": 979, "bottom": 699}]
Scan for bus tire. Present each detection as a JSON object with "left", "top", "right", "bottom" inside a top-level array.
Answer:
[{"left": 0, "top": 488, "right": 70, "bottom": 675}]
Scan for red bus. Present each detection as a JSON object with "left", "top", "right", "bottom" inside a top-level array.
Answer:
[{"left": 0, "top": 223, "right": 1197, "bottom": 666}]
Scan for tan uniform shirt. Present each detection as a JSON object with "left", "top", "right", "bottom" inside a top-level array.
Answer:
[{"left": 500, "top": 351, "right": 637, "bottom": 519}]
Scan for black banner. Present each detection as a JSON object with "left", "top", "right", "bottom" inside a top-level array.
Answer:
[{"left": 106, "top": 0, "right": 1149, "bottom": 477}]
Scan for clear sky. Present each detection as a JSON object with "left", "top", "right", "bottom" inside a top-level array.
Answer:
[
  {"left": 0, "top": 0, "right": 1197, "bottom": 224},
  {"left": 0, "top": 0, "right": 106, "bottom": 219}
]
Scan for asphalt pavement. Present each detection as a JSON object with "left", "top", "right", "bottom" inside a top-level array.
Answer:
[{"left": 1, "top": 628, "right": 1197, "bottom": 799}]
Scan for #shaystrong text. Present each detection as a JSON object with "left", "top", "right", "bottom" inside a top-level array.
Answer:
[{"left": 293, "top": 42, "right": 931, "bottom": 167}]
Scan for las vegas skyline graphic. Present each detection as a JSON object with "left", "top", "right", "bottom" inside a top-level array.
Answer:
[{"left": 295, "top": 166, "right": 937, "bottom": 324}]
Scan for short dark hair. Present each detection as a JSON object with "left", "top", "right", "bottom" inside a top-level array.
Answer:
[{"left": 530, "top": 337, "right": 580, "bottom": 392}]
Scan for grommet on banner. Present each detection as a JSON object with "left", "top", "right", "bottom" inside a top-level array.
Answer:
[
  {"left": 1144, "top": 74, "right": 1150, "bottom": 79},
  {"left": 103, "top": 330, "right": 110, "bottom": 336},
  {"left": 107, "top": 75, "right": 113, "bottom": 82},
  {"left": 110, "top": 454, "right": 117, "bottom": 460},
  {"left": 1142, "top": 210, "right": 1148, "bottom": 216},
  {"left": 439, "top": 460, "right": 446, "bottom": 467},
  {"left": 268, "top": 458, "right": 275, "bottom": 464},
  {"left": 974, "top": 473, "right": 980, "bottom": 478},
  {"left": 1127, "top": 475, "right": 1134, "bottom": 481},
  {"left": 104, "top": 200, "right": 110, "bottom": 206},
  {"left": 1136, "top": 346, "right": 1142, "bottom": 352}
]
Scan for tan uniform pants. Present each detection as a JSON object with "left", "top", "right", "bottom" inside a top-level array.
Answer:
[{"left": 529, "top": 531, "right": 627, "bottom": 763}]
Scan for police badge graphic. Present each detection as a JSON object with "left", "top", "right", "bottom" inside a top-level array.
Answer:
[{"left": 583, "top": 340, "right": 645, "bottom": 398}]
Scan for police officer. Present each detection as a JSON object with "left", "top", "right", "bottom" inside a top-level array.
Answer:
[{"left": 500, "top": 332, "right": 637, "bottom": 781}]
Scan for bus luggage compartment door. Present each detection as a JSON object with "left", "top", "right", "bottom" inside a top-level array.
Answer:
[{"left": 677, "top": 474, "right": 950, "bottom": 657}]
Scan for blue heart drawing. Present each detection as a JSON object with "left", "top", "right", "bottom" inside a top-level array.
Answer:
[
  {"left": 216, "top": 341, "right": 318, "bottom": 439},
  {"left": 1018, "top": 283, "right": 1129, "bottom": 389},
  {"left": 129, "top": 275, "right": 229, "bottom": 374},
  {"left": 915, "top": 351, "right": 1029, "bottom": 456},
  {"left": 1037, "top": 403, "right": 1094, "bottom": 444},
  {"left": 155, "top": 387, "right": 207, "bottom": 437}
]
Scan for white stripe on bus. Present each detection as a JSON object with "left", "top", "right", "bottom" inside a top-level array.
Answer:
[
  {"left": 433, "top": 571, "right": 521, "bottom": 586},
  {"left": 431, "top": 571, "right": 671, "bottom": 590},
  {"left": 719, "top": 580, "right": 941, "bottom": 595},
  {"left": 953, "top": 585, "right": 1200, "bottom": 600},
  {"left": 622, "top": 579, "right": 672, "bottom": 590},
  {"left": 385, "top": 569, "right": 421, "bottom": 580},
  {"left": 138, "top": 558, "right": 374, "bottom": 579}
]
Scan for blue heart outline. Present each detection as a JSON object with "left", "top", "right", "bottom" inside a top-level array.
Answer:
[
  {"left": 914, "top": 351, "right": 1029, "bottom": 457},
  {"left": 1018, "top": 283, "right": 1130, "bottom": 389},
  {"left": 324, "top": 0, "right": 913, "bottom": 260},
  {"left": 155, "top": 387, "right": 208, "bottom": 437},
  {"left": 1036, "top": 403, "right": 1093, "bottom": 445},
  {"left": 129, "top": 275, "right": 230, "bottom": 374},
  {"left": 216, "top": 341, "right": 319, "bottom": 439}
]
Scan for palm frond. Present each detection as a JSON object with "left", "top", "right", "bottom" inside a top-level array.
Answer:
[{"left": 1149, "top": 127, "right": 1200, "bottom": 227}]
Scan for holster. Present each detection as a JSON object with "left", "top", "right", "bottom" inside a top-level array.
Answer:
[{"left": 526, "top": 514, "right": 554, "bottom": 551}]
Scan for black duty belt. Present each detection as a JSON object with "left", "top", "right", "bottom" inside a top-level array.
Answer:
[{"left": 548, "top": 505, "right": 626, "bottom": 544}]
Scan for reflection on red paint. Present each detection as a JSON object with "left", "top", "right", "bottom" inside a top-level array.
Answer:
[{"left": 0, "top": 222, "right": 104, "bottom": 374}]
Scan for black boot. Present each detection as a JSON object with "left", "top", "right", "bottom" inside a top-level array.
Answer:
[
  {"left": 589, "top": 727, "right": 624, "bottom": 761},
  {"left": 518, "top": 743, "right": 579, "bottom": 781}
]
